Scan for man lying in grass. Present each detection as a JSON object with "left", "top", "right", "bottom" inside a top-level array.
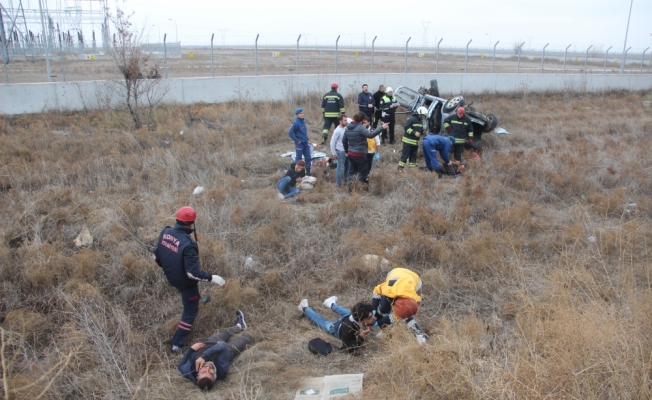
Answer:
[
  {"left": 298, "top": 297, "right": 376, "bottom": 355},
  {"left": 178, "top": 311, "right": 252, "bottom": 390}
]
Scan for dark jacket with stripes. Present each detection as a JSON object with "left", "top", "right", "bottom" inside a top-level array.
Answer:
[
  {"left": 322, "top": 90, "right": 346, "bottom": 118},
  {"left": 379, "top": 94, "right": 399, "bottom": 115},
  {"left": 402, "top": 114, "right": 424, "bottom": 146},
  {"left": 153, "top": 223, "right": 212, "bottom": 289},
  {"left": 443, "top": 114, "right": 474, "bottom": 144}
]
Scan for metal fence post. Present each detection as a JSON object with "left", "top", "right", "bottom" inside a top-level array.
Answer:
[
  {"left": 641, "top": 47, "right": 649, "bottom": 73},
  {"left": 335, "top": 35, "right": 340, "bottom": 74},
  {"left": 492, "top": 41, "right": 499, "bottom": 73},
  {"left": 517, "top": 42, "right": 524, "bottom": 73},
  {"left": 436, "top": 38, "right": 443, "bottom": 73},
  {"left": 563, "top": 44, "right": 571, "bottom": 74},
  {"left": 58, "top": 32, "right": 66, "bottom": 82},
  {"left": 164, "top": 33, "right": 168, "bottom": 78},
  {"left": 604, "top": 46, "right": 612, "bottom": 74},
  {"left": 404, "top": 37, "right": 411, "bottom": 74},
  {"left": 584, "top": 45, "right": 592, "bottom": 73},
  {"left": 296, "top": 34, "right": 301, "bottom": 75},
  {"left": 371, "top": 36, "right": 376, "bottom": 73},
  {"left": 38, "top": 0, "right": 52, "bottom": 82},
  {"left": 541, "top": 43, "right": 548, "bottom": 74},
  {"left": 465, "top": 39, "right": 472, "bottom": 73},
  {"left": 622, "top": 46, "right": 631, "bottom": 74},
  {"left": 255, "top": 34, "right": 259, "bottom": 76},
  {"left": 211, "top": 33, "right": 215, "bottom": 77}
]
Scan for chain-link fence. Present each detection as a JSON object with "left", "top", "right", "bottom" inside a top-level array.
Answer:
[{"left": 1, "top": 35, "right": 650, "bottom": 84}]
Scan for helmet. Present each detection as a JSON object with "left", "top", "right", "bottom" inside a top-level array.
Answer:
[
  {"left": 331, "top": 82, "right": 339, "bottom": 89},
  {"left": 416, "top": 106, "right": 428, "bottom": 116},
  {"left": 175, "top": 206, "right": 196, "bottom": 222},
  {"left": 457, "top": 107, "right": 466, "bottom": 115},
  {"left": 385, "top": 87, "right": 393, "bottom": 93},
  {"left": 393, "top": 297, "right": 419, "bottom": 319}
]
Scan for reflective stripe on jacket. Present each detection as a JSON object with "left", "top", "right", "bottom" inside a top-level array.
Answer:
[
  {"left": 443, "top": 114, "right": 473, "bottom": 144},
  {"left": 402, "top": 114, "right": 423, "bottom": 146},
  {"left": 379, "top": 95, "right": 398, "bottom": 114},
  {"left": 322, "top": 90, "right": 346, "bottom": 118}
]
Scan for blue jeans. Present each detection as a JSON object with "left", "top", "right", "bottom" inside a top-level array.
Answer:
[
  {"left": 303, "top": 304, "right": 351, "bottom": 338},
  {"left": 277, "top": 176, "right": 300, "bottom": 199},
  {"left": 335, "top": 150, "right": 349, "bottom": 187},
  {"left": 294, "top": 142, "right": 312, "bottom": 169}
]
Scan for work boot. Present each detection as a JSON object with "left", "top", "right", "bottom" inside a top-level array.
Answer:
[{"left": 305, "top": 168, "right": 311, "bottom": 176}]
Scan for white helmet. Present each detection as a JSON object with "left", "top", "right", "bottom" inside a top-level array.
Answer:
[
  {"left": 385, "top": 87, "right": 393, "bottom": 93},
  {"left": 416, "top": 106, "right": 428, "bottom": 116}
]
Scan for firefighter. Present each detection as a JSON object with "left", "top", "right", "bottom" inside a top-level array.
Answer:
[
  {"left": 321, "top": 83, "right": 346, "bottom": 145},
  {"left": 443, "top": 106, "right": 474, "bottom": 163},
  {"left": 379, "top": 87, "right": 399, "bottom": 144},
  {"left": 153, "top": 206, "right": 226, "bottom": 353},
  {"left": 398, "top": 106, "right": 428, "bottom": 170}
]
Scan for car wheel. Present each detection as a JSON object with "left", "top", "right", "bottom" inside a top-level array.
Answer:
[
  {"left": 484, "top": 114, "right": 498, "bottom": 132},
  {"left": 443, "top": 96, "right": 465, "bottom": 113},
  {"left": 428, "top": 79, "right": 440, "bottom": 97}
]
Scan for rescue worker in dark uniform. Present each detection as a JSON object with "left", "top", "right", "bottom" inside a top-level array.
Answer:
[
  {"left": 372, "top": 84, "right": 385, "bottom": 129},
  {"left": 398, "top": 106, "right": 428, "bottom": 169},
  {"left": 153, "top": 206, "right": 226, "bottom": 352},
  {"left": 379, "top": 87, "right": 399, "bottom": 144},
  {"left": 321, "top": 83, "right": 346, "bottom": 145},
  {"left": 443, "top": 106, "right": 474, "bottom": 163}
]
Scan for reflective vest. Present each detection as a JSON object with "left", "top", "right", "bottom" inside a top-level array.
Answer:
[
  {"left": 379, "top": 95, "right": 398, "bottom": 114},
  {"left": 321, "top": 90, "right": 346, "bottom": 118}
]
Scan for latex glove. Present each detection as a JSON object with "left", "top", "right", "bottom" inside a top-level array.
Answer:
[
  {"left": 416, "top": 334, "right": 427, "bottom": 345},
  {"left": 374, "top": 153, "right": 380, "bottom": 162},
  {"left": 211, "top": 275, "right": 226, "bottom": 286}
]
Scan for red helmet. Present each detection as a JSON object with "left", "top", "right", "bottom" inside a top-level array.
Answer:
[
  {"left": 457, "top": 107, "right": 466, "bottom": 115},
  {"left": 175, "top": 206, "right": 196, "bottom": 222},
  {"left": 331, "top": 82, "right": 339, "bottom": 89},
  {"left": 393, "top": 297, "right": 419, "bottom": 319}
]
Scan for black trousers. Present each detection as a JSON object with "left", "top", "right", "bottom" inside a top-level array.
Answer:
[
  {"left": 373, "top": 109, "right": 383, "bottom": 129},
  {"left": 205, "top": 326, "right": 253, "bottom": 363},
  {"left": 322, "top": 117, "right": 339, "bottom": 140},
  {"left": 452, "top": 143, "right": 465, "bottom": 162},
  {"left": 381, "top": 114, "right": 396, "bottom": 143},
  {"left": 399, "top": 144, "right": 418, "bottom": 168},
  {"left": 347, "top": 155, "right": 369, "bottom": 184}
]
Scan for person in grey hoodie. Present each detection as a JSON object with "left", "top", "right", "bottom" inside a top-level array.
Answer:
[{"left": 342, "top": 112, "right": 388, "bottom": 187}]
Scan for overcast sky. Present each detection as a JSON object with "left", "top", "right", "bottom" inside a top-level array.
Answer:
[{"left": 47, "top": 0, "right": 652, "bottom": 53}]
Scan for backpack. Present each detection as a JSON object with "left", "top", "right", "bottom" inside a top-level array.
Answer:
[{"left": 308, "top": 338, "right": 339, "bottom": 356}]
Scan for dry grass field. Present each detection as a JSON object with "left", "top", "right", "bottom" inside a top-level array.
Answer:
[{"left": 1, "top": 89, "right": 652, "bottom": 399}]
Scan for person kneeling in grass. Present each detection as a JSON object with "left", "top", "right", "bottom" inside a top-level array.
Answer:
[
  {"left": 277, "top": 160, "right": 305, "bottom": 199},
  {"left": 298, "top": 297, "right": 376, "bottom": 355},
  {"left": 178, "top": 311, "right": 253, "bottom": 391}
]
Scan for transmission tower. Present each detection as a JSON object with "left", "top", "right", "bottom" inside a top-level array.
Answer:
[{"left": 421, "top": 21, "right": 430, "bottom": 48}]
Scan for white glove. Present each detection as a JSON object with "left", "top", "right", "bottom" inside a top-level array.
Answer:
[
  {"left": 381, "top": 111, "right": 386, "bottom": 117},
  {"left": 211, "top": 275, "right": 225, "bottom": 286},
  {"left": 416, "top": 334, "right": 426, "bottom": 345}
]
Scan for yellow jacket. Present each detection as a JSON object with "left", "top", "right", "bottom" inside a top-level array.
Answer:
[{"left": 373, "top": 268, "right": 421, "bottom": 303}]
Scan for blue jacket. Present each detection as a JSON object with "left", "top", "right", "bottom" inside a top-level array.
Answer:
[
  {"left": 178, "top": 341, "right": 232, "bottom": 385},
  {"left": 422, "top": 134, "right": 451, "bottom": 164},
  {"left": 357, "top": 91, "right": 374, "bottom": 114},
  {"left": 288, "top": 117, "right": 308, "bottom": 144},
  {"left": 153, "top": 224, "right": 212, "bottom": 289}
]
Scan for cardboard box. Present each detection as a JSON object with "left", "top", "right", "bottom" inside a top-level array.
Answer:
[{"left": 295, "top": 374, "right": 364, "bottom": 399}]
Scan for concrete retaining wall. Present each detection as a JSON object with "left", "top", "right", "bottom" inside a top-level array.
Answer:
[{"left": 2, "top": 73, "right": 651, "bottom": 115}]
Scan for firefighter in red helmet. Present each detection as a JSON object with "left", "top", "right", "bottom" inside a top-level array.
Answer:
[{"left": 153, "top": 206, "right": 226, "bottom": 353}]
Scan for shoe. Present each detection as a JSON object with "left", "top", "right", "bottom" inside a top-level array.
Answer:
[
  {"left": 171, "top": 344, "right": 183, "bottom": 353},
  {"left": 235, "top": 310, "right": 247, "bottom": 330},
  {"left": 298, "top": 299, "right": 309, "bottom": 313},
  {"left": 389, "top": 141, "right": 396, "bottom": 145},
  {"left": 323, "top": 296, "right": 338, "bottom": 309},
  {"left": 278, "top": 192, "right": 284, "bottom": 199}
]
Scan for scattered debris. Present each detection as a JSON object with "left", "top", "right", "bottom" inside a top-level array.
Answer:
[
  {"left": 295, "top": 374, "right": 363, "bottom": 400},
  {"left": 362, "top": 254, "right": 390, "bottom": 269},
  {"left": 192, "top": 186, "right": 204, "bottom": 195},
  {"left": 180, "top": 131, "right": 184, "bottom": 135},
  {"left": 588, "top": 236, "right": 596, "bottom": 243},
  {"left": 245, "top": 257, "right": 255, "bottom": 268},
  {"left": 494, "top": 127, "right": 510, "bottom": 135},
  {"left": 201, "top": 295, "right": 211, "bottom": 304},
  {"left": 73, "top": 226, "right": 93, "bottom": 248},
  {"left": 300, "top": 176, "right": 317, "bottom": 190}
]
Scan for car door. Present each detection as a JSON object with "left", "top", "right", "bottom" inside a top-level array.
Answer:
[{"left": 393, "top": 86, "right": 422, "bottom": 112}]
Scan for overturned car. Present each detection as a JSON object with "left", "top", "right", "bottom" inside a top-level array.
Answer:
[{"left": 394, "top": 80, "right": 498, "bottom": 145}]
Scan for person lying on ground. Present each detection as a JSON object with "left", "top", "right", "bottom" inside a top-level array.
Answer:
[
  {"left": 372, "top": 268, "right": 427, "bottom": 343},
  {"left": 178, "top": 311, "right": 252, "bottom": 390},
  {"left": 298, "top": 297, "right": 376, "bottom": 355},
  {"left": 278, "top": 161, "right": 305, "bottom": 199}
]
